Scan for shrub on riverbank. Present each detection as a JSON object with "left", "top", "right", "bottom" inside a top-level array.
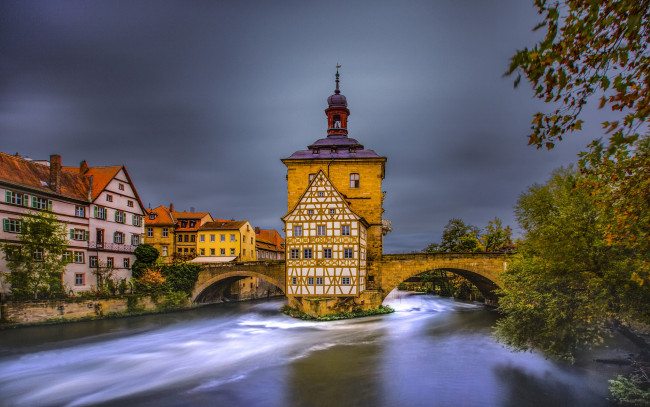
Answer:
[{"left": 281, "top": 305, "right": 394, "bottom": 321}]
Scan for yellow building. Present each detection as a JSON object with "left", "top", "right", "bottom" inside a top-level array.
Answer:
[
  {"left": 282, "top": 70, "right": 389, "bottom": 314},
  {"left": 196, "top": 220, "right": 256, "bottom": 261},
  {"left": 144, "top": 206, "right": 175, "bottom": 259},
  {"left": 144, "top": 204, "right": 214, "bottom": 261}
]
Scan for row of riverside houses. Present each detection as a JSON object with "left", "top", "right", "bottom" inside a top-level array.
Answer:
[
  {"left": 0, "top": 152, "right": 146, "bottom": 294},
  {"left": 143, "top": 204, "right": 284, "bottom": 263},
  {"left": 0, "top": 152, "right": 285, "bottom": 298}
]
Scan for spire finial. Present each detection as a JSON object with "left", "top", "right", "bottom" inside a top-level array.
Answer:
[{"left": 335, "top": 64, "right": 341, "bottom": 94}]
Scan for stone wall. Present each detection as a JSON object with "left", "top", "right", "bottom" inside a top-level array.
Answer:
[{"left": 1, "top": 296, "right": 159, "bottom": 326}]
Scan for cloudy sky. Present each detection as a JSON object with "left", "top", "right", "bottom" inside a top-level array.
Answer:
[{"left": 0, "top": 1, "right": 610, "bottom": 252}]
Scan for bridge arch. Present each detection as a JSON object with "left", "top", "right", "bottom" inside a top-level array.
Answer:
[
  {"left": 373, "top": 253, "right": 508, "bottom": 306},
  {"left": 192, "top": 261, "right": 286, "bottom": 303}
]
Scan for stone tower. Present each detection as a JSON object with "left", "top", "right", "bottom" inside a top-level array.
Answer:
[{"left": 282, "top": 70, "right": 389, "bottom": 316}]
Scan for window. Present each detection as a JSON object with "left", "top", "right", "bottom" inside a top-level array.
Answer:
[
  {"left": 94, "top": 206, "right": 107, "bottom": 219},
  {"left": 32, "top": 197, "right": 51, "bottom": 210},
  {"left": 70, "top": 229, "right": 89, "bottom": 241},
  {"left": 3, "top": 219, "right": 22, "bottom": 233},
  {"left": 251, "top": 237, "right": 253, "bottom": 244},
  {"left": 323, "top": 248, "right": 332, "bottom": 259},
  {"left": 149, "top": 213, "right": 156, "bottom": 220},
  {"left": 317, "top": 225, "right": 326, "bottom": 236},
  {"left": 33, "top": 248, "right": 43, "bottom": 261},
  {"left": 210, "top": 248, "right": 215, "bottom": 256},
  {"left": 200, "top": 235, "right": 205, "bottom": 242},
  {"left": 178, "top": 248, "right": 183, "bottom": 253},
  {"left": 304, "top": 248, "right": 312, "bottom": 259},
  {"left": 73, "top": 251, "right": 85, "bottom": 263},
  {"left": 75, "top": 273, "right": 85, "bottom": 286},
  {"left": 184, "top": 234, "right": 189, "bottom": 242},
  {"left": 293, "top": 225, "right": 302, "bottom": 237},
  {"left": 106, "top": 194, "right": 113, "bottom": 202},
  {"left": 291, "top": 249, "right": 299, "bottom": 259},
  {"left": 162, "top": 228, "right": 168, "bottom": 238},
  {"left": 190, "top": 235, "right": 196, "bottom": 242},
  {"left": 291, "top": 277, "right": 297, "bottom": 285},
  {"left": 307, "top": 209, "right": 314, "bottom": 215},
  {"left": 131, "top": 235, "right": 140, "bottom": 246},
  {"left": 200, "top": 248, "right": 205, "bottom": 255},
  {"left": 184, "top": 248, "right": 188, "bottom": 253},
  {"left": 220, "top": 248, "right": 226, "bottom": 256},
  {"left": 123, "top": 258, "right": 130, "bottom": 268},
  {"left": 230, "top": 234, "right": 236, "bottom": 242},
  {"left": 107, "top": 257, "right": 114, "bottom": 268},
  {"left": 344, "top": 248, "right": 353, "bottom": 259},
  {"left": 329, "top": 209, "right": 335, "bottom": 214},
  {"left": 132, "top": 215, "right": 142, "bottom": 226},
  {"left": 162, "top": 247, "right": 168, "bottom": 256},
  {"left": 341, "top": 225, "right": 350, "bottom": 236},
  {"left": 118, "top": 183, "right": 124, "bottom": 191},
  {"left": 220, "top": 234, "right": 225, "bottom": 242},
  {"left": 318, "top": 192, "right": 324, "bottom": 197},
  {"left": 243, "top": 249, "right": 246, "bottom": 256},
  {"left": 5, "top": 190, "right": 26, "bottom": 206},
  {"left": 89, "top": 256, "right": 98, "bottom": 267},
  {"left": 190, "top": 248, "right": 195, "bottom": 253},
  {"left": 230, "top": 248, "right": 235, "bottom": 255},
  {"left": 350, "top": 173, "right": 360, "bottom": 188},
  {"left": 63, "top": 251, "right": 72, "bottom": 263},
  {"left": 114, "top": 232, "right": 124, "bottom": 244},
  {"left": 342, "top": 277, "right": 351, "bottom": 285},
  {"left": 189, "top": 221, "right": 196, "bottom": 228},
  {"left": 316, "top": 277, "right": 323, "bottom": 285},
  {"left": 309, "top": 173, "right": 316, "bottom": 181},
  {"left": 180, "top": 221, "right": 187, "bottom": 228},
  {"left": 5, "top": 246, "right": 20, "bottom": 261},
  {"left": 308, "top": 277, "right": 314, "bottom": 285},
  {"left": 147, "top": 228, "right": 153, "bottom": 238},
  {"left": 127, "top": 200, "right": 134, "bottom": 207},
  {"left": 115, "top": 211, "right": 125, "bottom": 223},
  {"left": 211, "top": 234, "right": 216, "bottom": 242},
  {"left": 75, "top": 206, "right": 86, "bottom": 217},
  {"left": 177, "top": 234, "right": 183, "bottom": 242}
]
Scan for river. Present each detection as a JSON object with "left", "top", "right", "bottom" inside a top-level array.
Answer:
[{"left": 0, "top": 291, "right": 636, "bottom": 407}]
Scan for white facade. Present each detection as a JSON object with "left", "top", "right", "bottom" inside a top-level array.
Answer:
[{"left": 0, "top": 155, "right": 145, "bottom": 295}]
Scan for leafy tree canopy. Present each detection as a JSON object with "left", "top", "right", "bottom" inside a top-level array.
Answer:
[
  {"left": 425, "top": 218, "right": 513, "bottom": 253},
  {"left": 132, "top": 244, "right": 159, "bottom": 279},
  {"left": 1, "top": 211, "right": 70, "bottom": 299},
  {"left": 495, "top": 168, "right": 650, "bottom": 359}
]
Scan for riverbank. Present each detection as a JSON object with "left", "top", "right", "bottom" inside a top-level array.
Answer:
[{"left": 280, "top": 304, "right": 394, "bottom": 321}]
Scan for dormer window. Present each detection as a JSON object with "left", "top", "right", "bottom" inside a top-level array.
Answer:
[
  {"left": 149, "top": 213, "right": 156, "bottom": 220},
  {"left": 181, "top": 220, "right": 187, "bottom": 228},
  {"left": 189, "top": 221, "right": 196, "bottom": 228}
]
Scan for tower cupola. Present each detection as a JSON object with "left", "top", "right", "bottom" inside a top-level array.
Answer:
[{"left": 325, "top": 68, "right": 350, "bottom": 136}]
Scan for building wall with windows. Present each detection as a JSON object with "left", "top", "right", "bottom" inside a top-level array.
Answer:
[
  {"left": 255, "top": 228, "right": 285, "bottom": 260},
  {"left": 196, "top": 220, "right": 256, "bottom": 261},
  {"left": 283, "top": 170, "right": 367, "bottom": 297},
  {"left": 0, "top": 152, "right": 145, "bottom": 295},
  {"left": 144, "top": 205, "right": 176, "bottom": 261}
]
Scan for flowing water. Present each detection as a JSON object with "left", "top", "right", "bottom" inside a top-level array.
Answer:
[{"left": 0, "top": 292, "right": 636, "bottom": 407}]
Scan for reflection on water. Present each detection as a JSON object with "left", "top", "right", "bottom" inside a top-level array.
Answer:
[{"left": 0, "top": 292, "right": 634, "bottom": 407}]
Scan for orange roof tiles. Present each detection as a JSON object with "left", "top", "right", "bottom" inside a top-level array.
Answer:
[
  {"left": 0, "top": 152, "right": 88, "bottom": 201},
  {"left": 145, "top": 206, "right": 175, "bottom": 226}
]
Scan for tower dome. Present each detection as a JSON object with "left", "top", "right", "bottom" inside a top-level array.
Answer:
[{"left": 327, "top": 69, "right": 347, "bottom": 107}]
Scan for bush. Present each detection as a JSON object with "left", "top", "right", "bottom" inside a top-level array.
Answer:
[{"left": 161, "top": 263, "right": 202, "bottom": 296}]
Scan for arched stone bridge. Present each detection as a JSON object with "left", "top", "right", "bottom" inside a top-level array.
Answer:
[{"left": 191, "top": 253, "right": 510, "bottom": 305}]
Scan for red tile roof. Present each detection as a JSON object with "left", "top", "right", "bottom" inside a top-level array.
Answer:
[
  {"left": 200, "top": 220, "right": 249, "bottom": 231},
  {"left": 0, "top": 152, "right": 88, "bottom": 201},
  {"left": 145, "top": 206, "right": 175, "bottom": 226}
]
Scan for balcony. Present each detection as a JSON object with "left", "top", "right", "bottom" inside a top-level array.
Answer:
[{"left": 89, "top": 241, "right": 137, "bottom": 253}]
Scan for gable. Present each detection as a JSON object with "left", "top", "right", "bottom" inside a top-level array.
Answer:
[{"left": 282, "top": 170, "right": 363, "bottom": 224}]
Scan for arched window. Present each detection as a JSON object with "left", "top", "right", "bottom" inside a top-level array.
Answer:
[{"left": 350, "top": 173, "right": 360, "bottom": 188}]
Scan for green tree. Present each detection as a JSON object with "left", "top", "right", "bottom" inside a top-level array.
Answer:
[
  {"left": 131, "top": 244, "right": 159, "bottom": 279},
  {"left": 424, "top": 218, "right": 483, "bottom": 253},
  {"left": 481, "top": 217, "right": 513, "bottom": 252},
  {"left": 1, "top": 211, "right": 70, "bottom": 299},
  {"left": 161, "top": 262, "right": 202, "bottom": 296},
  {"left": 509, "top": 0, "right": 650, "bottom": 280},
  {"left": 495, "top": 168, "right": 650, "bottom": 359}
]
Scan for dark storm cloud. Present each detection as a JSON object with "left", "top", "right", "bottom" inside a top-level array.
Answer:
[{"left": 0, "top": 0, "right": 609, "bottom": 252}]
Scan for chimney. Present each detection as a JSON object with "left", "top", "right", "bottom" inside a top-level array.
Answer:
[
  {"left": 49, "top": 154, "right": 62, "bottom": 193},
  {"left": 14, "top": 153, "right": 21, "bottom": 158},
  {"left": 190, "top": 206, "right": 195, "bottom": 213},
  {"left": 255, "top": 227, "right": 260, "bottom": 234},
  {"left": 169, "top": 203, "right": 174, "bottom": 212},
  {"left": 79, "top": 160, "right": 89, "bottom": 174}
]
